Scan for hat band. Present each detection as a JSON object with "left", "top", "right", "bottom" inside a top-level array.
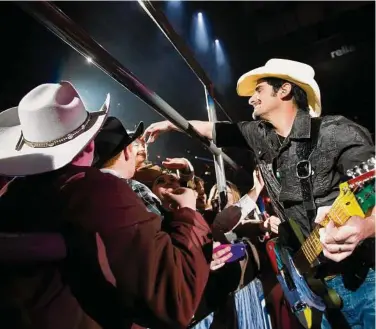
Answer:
[{"left": 15, "top": 111, "right": 103, "bottom": 151}]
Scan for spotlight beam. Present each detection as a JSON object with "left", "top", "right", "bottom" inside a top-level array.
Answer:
[
  {"left": 138, "top": 0, "right": 233, "bottom": 122},
  {"left": 193, "top": 11, "right": 209, "bottom": 53},
  {"left": 17, "top": 1, "right": 243, "bottom": 173}
]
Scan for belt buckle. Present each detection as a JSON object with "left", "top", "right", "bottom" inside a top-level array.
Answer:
[{"left": 296, "top": 160, "right": 312, "bottom": 179}]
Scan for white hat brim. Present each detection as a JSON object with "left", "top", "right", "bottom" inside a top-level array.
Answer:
[
  {"left": 0, "top": 94, "right": 110, "bottom": 176},
  {"left": 237, "top": 67, "right": 321, "bottom": 116}
]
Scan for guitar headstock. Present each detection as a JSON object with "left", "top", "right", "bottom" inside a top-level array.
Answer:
[
  {"left": 346, "top": 157, "right": 375, "bottom": 187},
  {"left": 343, "top": 157, "right": 375, "bottom": 216}
]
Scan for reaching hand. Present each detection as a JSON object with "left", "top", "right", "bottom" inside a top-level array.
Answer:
[
  {"left": 262, "top": 215, "right": 281, "bottom": 234},
  {"left": 248, "top": 169, "right": 265, "bottom": 200},
  {"left": 142, "top": 121, "right": 174, "bottom": 144},
  {"left": 162, "top": 187, "right": 197, "bottom": 211},
  {"left": 162, "top": 158, "right": 189, "bottom": 170},
  {"left": 210, "top": 242, "right": 232, "bottom": 271},
  {"left": 253, "top": 169, "right": 264, "bottom": 196}
]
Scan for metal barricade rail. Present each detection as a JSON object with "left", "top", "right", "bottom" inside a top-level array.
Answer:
[{"left": 18, "top": 1, "right": 251, "bottom": 208}]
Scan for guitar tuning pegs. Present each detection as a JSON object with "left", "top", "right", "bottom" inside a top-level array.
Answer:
[
  {"left": 361, "top": 161, "right": 369, "bottom": 172},
  {"left": 346, "top": 169, "right": 355, "bottom": 178},
  {"left": 354, "top": 165, "right": 362, "bottom": 176},
  {"left": 367, "top": 157, "right": 376, "bottom": 168}
]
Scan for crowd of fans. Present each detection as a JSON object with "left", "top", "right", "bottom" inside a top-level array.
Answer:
[{"left": 0, "top": 81, "right": 299, "bottom": 329}]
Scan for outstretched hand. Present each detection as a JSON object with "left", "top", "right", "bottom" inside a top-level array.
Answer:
[
  {"left": 142, "top": 121, "right": 173, "bottom": 144},
  {"left": 162, "top": 158, "right": 189, "bottom": 170},
  {"left": 248, "top": 169, "right": 265, "bottom": 200},
  {"left": 262, "top": 215, "right": 281, "bottom": 234}
]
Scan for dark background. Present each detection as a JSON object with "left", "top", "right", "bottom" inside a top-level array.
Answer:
[{"left": 0, "top": 1, "right": 374, "bottom": 192}]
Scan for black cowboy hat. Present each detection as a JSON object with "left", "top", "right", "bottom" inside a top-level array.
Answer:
[{"left": 93, "top": 116, "right": 144, "bottom": 168}]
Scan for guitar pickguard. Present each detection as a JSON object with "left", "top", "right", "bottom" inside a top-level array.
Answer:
[{"left": 268, "top": 239, "right": 326, "bottom": 329}]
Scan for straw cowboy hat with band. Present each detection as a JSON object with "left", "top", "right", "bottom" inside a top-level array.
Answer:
[
  {"left": 237, "top": 58, "right": 322, "bottom": 116},
  {"left": 0, "top": 81, "right": 109, "bottom": 176}
]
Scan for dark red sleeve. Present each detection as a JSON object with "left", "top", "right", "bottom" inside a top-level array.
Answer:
[{"left": 63, "top": 171, "right": 212, "bottom": 329}]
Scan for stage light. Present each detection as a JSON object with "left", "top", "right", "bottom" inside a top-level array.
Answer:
[
  {"left": 214, "top": 37, "right": 232, "bottom": 91},
  {"left": 192, "top": 11, "right": 209, "bottom": 53},
  {"left": 214, "top": 40, "right": 225, "bottom": 66},
  {"left": 165, "top": 0, "right": 184, "bottom": 35}
]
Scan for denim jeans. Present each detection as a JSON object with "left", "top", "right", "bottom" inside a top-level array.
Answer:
[{"left": 321, "top": 269, "right": 375, "bottom": 329}]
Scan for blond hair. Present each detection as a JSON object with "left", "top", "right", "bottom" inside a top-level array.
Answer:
[{"left": 207, "top": 181, "right": 241, "bottom": 207}]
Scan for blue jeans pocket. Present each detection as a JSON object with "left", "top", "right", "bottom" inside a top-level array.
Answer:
[{"left": 321, "top": 269, "right": 375, "bottom": 329}]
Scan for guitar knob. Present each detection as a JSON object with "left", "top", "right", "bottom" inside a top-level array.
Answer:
[{"left": 346, "top": 169, "right": 355, "bottom": 178}]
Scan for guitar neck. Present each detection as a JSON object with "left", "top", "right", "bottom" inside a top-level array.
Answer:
[
  {"left": 300, "top": 226, "right": 323, "bottom": 264},
  {"left": 300, "top": 189, "right": 361, "bottom": 265},
  {"left": 294, "top": 165, "right": 375, "bottom": 267}
]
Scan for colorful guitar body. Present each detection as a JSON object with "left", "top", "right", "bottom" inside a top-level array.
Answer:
[{"left": 266, "top": 238, "right": 326, "bottom": 329}]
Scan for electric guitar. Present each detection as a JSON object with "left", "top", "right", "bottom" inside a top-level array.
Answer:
[{"left": 266, "top": 158, "right": 376, "bottom": 329}]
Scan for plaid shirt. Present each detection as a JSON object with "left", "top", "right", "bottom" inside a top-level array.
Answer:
[
  {"left": 100, "top": 169, "right": 162, "bottom": 216},
  {"left": 125, "top": 179, "right": 162, "bottom": 216}
]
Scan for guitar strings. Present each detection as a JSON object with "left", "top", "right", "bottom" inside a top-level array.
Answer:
[{"left": 301, "top": 192, "right": 352, "bottom": 263}]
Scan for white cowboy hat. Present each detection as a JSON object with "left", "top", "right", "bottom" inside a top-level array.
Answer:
[
  {"left": 0, "top": 81, "right": 109, "bottom": 176},
  {"left": 237, "top": 58, "right": 321, "bottom": 116}
]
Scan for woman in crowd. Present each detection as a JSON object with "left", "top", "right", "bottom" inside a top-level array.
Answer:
[
  {"left": 149, "top": 168, "right": 271, "bottom": 329},
  {"left": 191, "top": 173, "right": 272, "bottom": 329},
  {"left": 207, "top": 180, "right": 241, "bottom": 211}
]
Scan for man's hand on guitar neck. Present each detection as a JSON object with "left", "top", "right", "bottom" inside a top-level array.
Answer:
[{"left": 315, "top": 206, "right": 376, "bottom": 262}]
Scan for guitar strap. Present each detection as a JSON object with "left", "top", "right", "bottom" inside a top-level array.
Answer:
[
  {"left": 256, "top": 160, "right": 288, "bottom": 223},
  {"left": 255, "top": 117, "right": 322, "bottom": 225},
  {"left": 295, "top": 117, "right": 321, "bottom": 226},
  {"left": 236, "top": 238, "right": 261, "bottom": 291}
]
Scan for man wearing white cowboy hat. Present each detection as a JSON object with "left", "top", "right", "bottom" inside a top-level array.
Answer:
[
  {"left": 143, "top": 58, "right": 375, "bottom": 329},
  {"left": 0, "top": 81, "right": 213, "bottom": 329}
]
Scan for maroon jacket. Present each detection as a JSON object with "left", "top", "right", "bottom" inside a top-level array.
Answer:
[{"left": 0, "top": 165, "right": 212, "bottom": 329}]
